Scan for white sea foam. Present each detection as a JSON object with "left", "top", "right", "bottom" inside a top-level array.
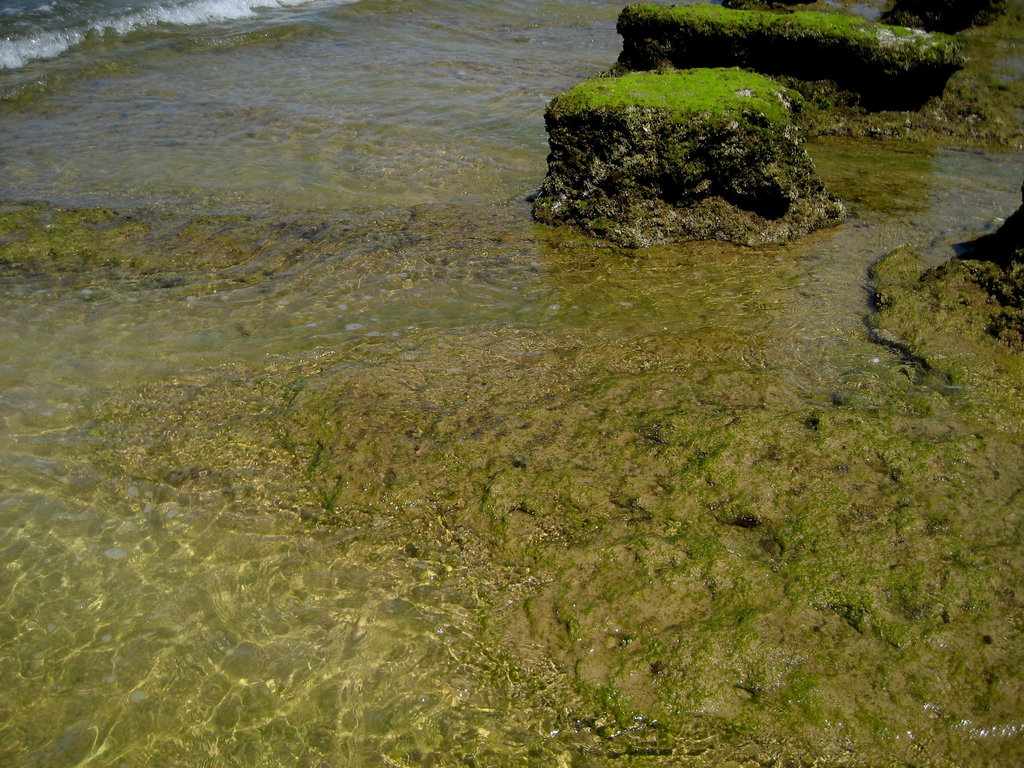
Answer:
[
  {"left": 0, "top": 28, "right": 82, "bottom": 69},
  {"left": 0, "top": 0, "right": 327, "bottom": 70}
]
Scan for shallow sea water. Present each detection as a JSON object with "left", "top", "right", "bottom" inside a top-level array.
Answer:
[{"left": 2, "top": 0, "right": 1024, "bottom": 765}]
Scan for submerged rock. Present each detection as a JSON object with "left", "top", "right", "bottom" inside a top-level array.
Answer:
[
  {"left": 616, "top": 4, "right": 964, "bottom": 110},
  {"left": 881, "top": 0, "right": 1006, "bottom": 32},
  {"left": 532, "top": 68, "right": 845, "bottom": 248}
]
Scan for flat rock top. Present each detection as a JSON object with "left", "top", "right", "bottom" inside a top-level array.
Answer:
[
  {"left": 620, "top": 3, "right": 961, "bottom": 60},
  {"left": 549, "top": 68, "right": 797, "bottom": 124}
]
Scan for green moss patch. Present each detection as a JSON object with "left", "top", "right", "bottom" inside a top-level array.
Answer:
[
  {"left": 616, "top": 3, "right": 964, "bottom": 110},
  {"left": 875, "top": 236, "right": 1024, "bottom": 353},
  {"left": 549, "top": 68, "right": 795, "bottom": 125}
]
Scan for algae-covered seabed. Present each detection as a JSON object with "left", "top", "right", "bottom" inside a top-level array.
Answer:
[
  {"left": 3, "top": 149, "right": 1023, "bottom": 766},
  {"left": 3, "top": 10, "right": 1024, "bottom": 768}
]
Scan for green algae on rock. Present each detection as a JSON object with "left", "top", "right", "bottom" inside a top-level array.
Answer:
[
  {"left": 869, "top": 171, "right": 1024, "bottom": 367},
  {"left": 939, "top": 175, "right": 1024, "bottom": 346},
  {"left": 872, "top": 241, "right": 1024, "bottom": 394},
  {"left": 615, "top": 3, "right": 964, "bottom": 110},
  {"left": 532, "top": 68, "right": 845, "bottom": 248},
  {"left": 967, "top": 175, "right": 1024, "bottom": 266},
  {"left": 711, "top": 5, "right": 1024, "bottom": 147},
  {"left": 0, "top": 202, "right": 402, "bottom": 287},
  {"left": 882, "top": 0, "right": 1007, "bottom": 32}
]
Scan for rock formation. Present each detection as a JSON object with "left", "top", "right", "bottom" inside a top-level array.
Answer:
[
  {"left": 615, "top": 4, "right": 964, "bottom": 110},
  {"left": 532, "top": 68, "right": 845, "bottom": 248}
]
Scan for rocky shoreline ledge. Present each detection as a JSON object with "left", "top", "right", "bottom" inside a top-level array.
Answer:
[
  {"left": 615, "top": 4, "right": 963, "bottom": 110},
  {"left": 534, "top": 0, "right": 1020, "bottom": 249}
]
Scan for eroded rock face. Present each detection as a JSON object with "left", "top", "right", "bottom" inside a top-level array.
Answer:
[
  {"left": 532, "top": 69, "right": 845, "bottom": 248},
  {"left": 881, "top": 0, "right": 1006, "bottom": 32},
  {"left": 615, "top": 4, "right": 964, "bottom": 110}
]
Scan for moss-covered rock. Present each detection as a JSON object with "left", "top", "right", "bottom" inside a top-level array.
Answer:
[
  {"left": 616, "top": 3, "right": 964, "bottom": 110},
  {"left": 881, "top": 0, "right": 1006, "bottom": 32},
  {"left": 871, "top": 173, "right": 1024, "bottom": 351},
  {"left": 969, "top": 175, "right": 1024, "bottom": 267},
  {"left": 942, "top": 174, "right": 1024, "bottom": 345},
  {"left": 532, "top": 68, "right": 844, "bottom": 247}
]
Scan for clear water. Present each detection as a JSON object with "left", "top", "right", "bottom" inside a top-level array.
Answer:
[
  {"left": 1, "top": 0, "right": 629, "bottom": 213},
  {"left": 2, "top": 0, "right": 1024, "bottom": 765}
]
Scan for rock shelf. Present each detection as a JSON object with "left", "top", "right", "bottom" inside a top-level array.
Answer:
[{"left": 616, "top": 4, "right": 964, "bottom": 110}]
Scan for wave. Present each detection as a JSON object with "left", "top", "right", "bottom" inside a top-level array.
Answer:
[{"left": 0, "top": 0, "right": 335, "bottom": 70}]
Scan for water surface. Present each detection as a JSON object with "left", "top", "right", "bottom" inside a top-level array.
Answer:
[{"left": 2, "top": 0, "right": 1024, "bottom": 765}]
